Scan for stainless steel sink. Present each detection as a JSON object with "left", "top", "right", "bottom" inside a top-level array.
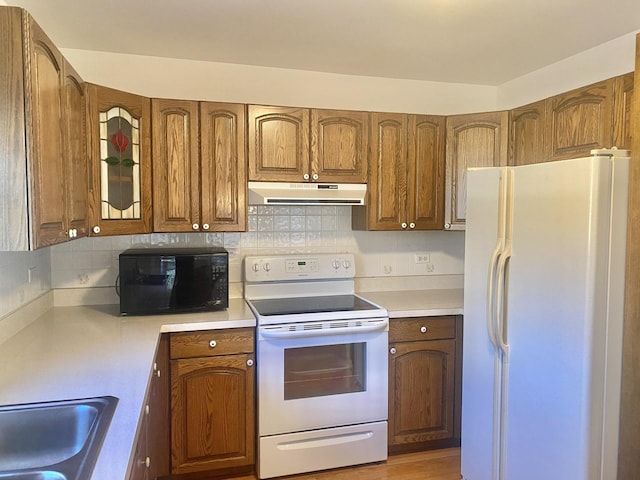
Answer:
[
  {"left": 0, "top": 396, "right": 118, "bottom": 480},
  {"left": 0, "top": 472, "right": 66, "bottom": 480}
]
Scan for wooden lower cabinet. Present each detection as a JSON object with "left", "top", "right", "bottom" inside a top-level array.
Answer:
[
  {"left": 388, "top": 316, "right": 462, "bottom": 453},
  {"left": 169, "top": 328, "right": 255, "bottom": 477},
  {"left": 129, "top": 335, "right": 170, "bottom": 480}
]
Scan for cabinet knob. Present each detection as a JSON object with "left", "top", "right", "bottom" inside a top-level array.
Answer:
[
  {"left": 312, "top": 173, "right": 319, "bottom": 181},
  {"left": 390, "top": 347, "right": 396, "bottom": 355},
  {"left": 303, "top": 173, "right": 310, "bottom": 180},
  {"left": 409, "top": 222, "right": 416, "bottom": 229},
  {"left": 209, "top": 340, "right": 217, "bottom": 348},
  {"left": 202, "top": 223, "right": 210, "bottom": 230},
  {"left": 156, "top": 369, "right": 161, "bottom": 378},
  {"left": 420, "top": 326, "right": 428, "bottom": 334},
  {"left": 247, "top": 359, "right": 254, "bottom": 367},
  {"left": 145, "top": 404, "right": 150, "bottom": 416},
  {"left": 401, "top": 223, "right": 407, "bottom": 229},
  {"left": 192, "top": 223, "right": 199, "bottom": 230},
  {"left": 92, "top": 226, "right": 101, "bottom": 234},
  {"left": 444, "top": 223, "right": 451, "bottom": 229},
  {"left": 144, "top": 457, "right": 150, "bottom": 468}
]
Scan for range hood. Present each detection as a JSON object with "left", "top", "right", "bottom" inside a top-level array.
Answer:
[{"left": 248, "top": 182, "right": 366, "bottom": 206}]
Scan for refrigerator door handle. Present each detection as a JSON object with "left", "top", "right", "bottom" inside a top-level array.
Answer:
[
  {"left": 487, "top": 170, "right": 508, "bottom": 351},
  {"left": 495, "top": 248, "right": 511, "bottom": 356},
  {"left": 487, "top": 246, "right": 502, "bottom": 348}
]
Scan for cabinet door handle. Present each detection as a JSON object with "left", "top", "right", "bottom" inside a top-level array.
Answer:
[
  {"left": 209, "top": 340, "right": 217, "bottom": 348},
  {"left": 401, "top": 223, "right": 407, "bottom": 229},
  {"left": 420, "top": 326, "right": 428, "bottom": 334},
  {"left": 192, "top": 223, "right": 199, "bottom": 230},
  {"left": 247, "top": 359, "right": 254, "bottom": 367},
  {"left": 312, "top": 173, "right": 319, "bottom": 181},
  {"left": 389, "top": 347, "right": 396, "bottom": 355},
  {"left": 92, "top": 226, "right": 101, "bottom": 234},
  {"left": 144, "top": 457, "right": 150, "bottom": 468},
  {"left": 303, "top": 173, "right": 310, "bottom": 180},
  {"left": 409, "top": 222, "right": 416, "bottom": 229},
  {"left": 444, "top": 223, "right": 451, "bottom": 229},
  {"left": 202, "top": 223, "right": 210, "bottom": 230}
]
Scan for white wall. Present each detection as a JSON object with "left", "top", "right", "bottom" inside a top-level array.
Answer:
[
  {"left": 496, "top": 31, "right": 639, "bottom": 109},
  {"left": 63, "top": 29, "right": 639, "bottom": 116},
  {"left": 61, "top": 49, "right": 497, "bottom": 115}
]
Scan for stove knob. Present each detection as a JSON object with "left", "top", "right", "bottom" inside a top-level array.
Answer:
[
  {"left": 263, "top": 262, "right": 272, "bottom": 272},
  {"left": 342, "top": 259, "right": 351, "bottom": 269},
  {"left": 252, "top": 263, "right": 260, "bottom": 272},
  {"left": 332, "top": 260, "right": 341, "bottom": 270}
]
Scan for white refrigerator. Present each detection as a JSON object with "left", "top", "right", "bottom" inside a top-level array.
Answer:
[{"left": 461, "top": 149, "right": 630, "bottom": 480}]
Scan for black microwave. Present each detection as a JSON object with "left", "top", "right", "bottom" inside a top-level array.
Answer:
[{"left": 118, "top": 247, "right": 228, "bottom": 315}]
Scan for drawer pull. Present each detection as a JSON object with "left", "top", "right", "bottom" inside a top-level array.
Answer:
[
  {"left": 209, "top": 340, "right": 217, "bottom": 348},
  {"left": 420, "top": 326, "right": 428, "bottom": 334}
]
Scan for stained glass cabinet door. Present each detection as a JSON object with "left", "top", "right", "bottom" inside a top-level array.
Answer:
[{"left": 86, "top": 84, "right": 152, "bottom": 236}]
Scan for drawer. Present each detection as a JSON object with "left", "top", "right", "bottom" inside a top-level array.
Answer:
[
  {"left": 389, "top": 316, "right": 456, "bottom": 343},
  {"left": 170, "top": 328, "right": 254, "bottom": 359}
]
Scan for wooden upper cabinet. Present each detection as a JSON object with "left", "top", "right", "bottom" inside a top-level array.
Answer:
[
  {"left": 0, "top": 7, "right": 88, "bottom": 250},
  {"left": 310, "top": 109, "right": 368, "bottom": 183},
  {"left": 361, "top": 112, "right": 407, "bottom": 230},
  {"left": 200, "top": 102, "right": 247, "bottom": 231},
  {"left": 152, "top": 100, "right": 246, "bottom": 233},
  {"left": 248, "top": 105, "right": 309, "bottom": 182},
  {"left": 86, "top": 84, "right": 152, "bottom": 236},
  {"left": 355, "top": 113, "right": 444, "bottom": 231},
  {"left": 152, "top": 99, "right": 200, "bottom": 232},
  {"left": 25, "top": 14, "right": 66, "bottom": 248},
  {"left": 445, "top": 111, "right": 508, "bottom": 230},
  {"left": 249, "top": 105, "right": 368, "bottom": 183},
  {"left": 613, "top": 72, "right": 634, "bottom": 150},
  {"left": 62, "top": 59, "right": 89, "bottom": 241},
  {"left": 509, "top": 100, "right": 546, "bottom": 166},
  {"left": 544, "top": 79, "right": 614, "bottom": 161},
  {"left": 408, "top": 115, "right": 445, "bottom": 230}
]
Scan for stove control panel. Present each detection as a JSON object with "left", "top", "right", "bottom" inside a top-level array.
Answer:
[{"left": 244, "top": 253, "right": 355, "bottom": 282}]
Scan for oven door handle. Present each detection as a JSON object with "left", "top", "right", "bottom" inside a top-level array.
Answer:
[{"left": 259, "top": 320, "right": 388, "bottom": 339}]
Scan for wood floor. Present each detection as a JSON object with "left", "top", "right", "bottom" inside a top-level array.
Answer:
[{"left": 231, "top": 448, "right": 461, "bottom": 480}]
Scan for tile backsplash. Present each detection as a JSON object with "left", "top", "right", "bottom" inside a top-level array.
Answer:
[
  {"left": 2, "top": 206, "right": 464, "bottom": 316},
  {"left": 0, "top": 249, "right": 51, "bottom": 318}
]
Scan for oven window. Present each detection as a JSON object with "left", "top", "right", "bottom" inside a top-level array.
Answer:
[{"left": 284, "top": 343, "right": 366, "bottom": 400}]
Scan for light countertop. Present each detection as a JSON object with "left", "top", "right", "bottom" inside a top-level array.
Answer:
[
  {"left": 0, "top": 289, "right": 463, "bottom": 480},
  {"left": 0, "top": 298, "right": 255, "bottom": 480},
  {"left": 361, "top": 288, "right": 464, "bottom": 318}
]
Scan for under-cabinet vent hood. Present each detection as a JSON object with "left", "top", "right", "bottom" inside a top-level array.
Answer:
[{"left": 248, "top": 182, "right": 366, "bottom": 206}]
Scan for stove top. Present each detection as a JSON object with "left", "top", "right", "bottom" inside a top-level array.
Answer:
[
  {"left": 248, "top": 294, "right": 381, "bottom": 317},
  {"left": 244, "top": 253, "right": 388, "bottom": 325}
]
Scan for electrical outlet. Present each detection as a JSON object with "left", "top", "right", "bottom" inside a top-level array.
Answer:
[{"left": 414, "top": 253, "right": 430, "bottom": 264}]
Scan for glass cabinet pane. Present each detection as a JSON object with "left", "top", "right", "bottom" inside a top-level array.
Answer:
[{"left": 99, "top": 107, "right": 141, "bottom": 219}]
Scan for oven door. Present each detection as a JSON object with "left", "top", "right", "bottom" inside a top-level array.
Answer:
[{"left": 257, "top": 317, "right": 388, "bottom": 436}]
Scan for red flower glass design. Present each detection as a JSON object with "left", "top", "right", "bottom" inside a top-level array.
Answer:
[{"left": 110, "top": 130, "right": 129, "bottom": 153}]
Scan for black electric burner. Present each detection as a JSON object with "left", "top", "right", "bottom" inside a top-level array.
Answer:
[{"left": 249, "top": 294, "right": 381, "bottom": 317}]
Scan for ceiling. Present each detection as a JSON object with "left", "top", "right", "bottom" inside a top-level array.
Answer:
[{"left": 7, "top": 0, "right": 640, "bottom": 86}]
